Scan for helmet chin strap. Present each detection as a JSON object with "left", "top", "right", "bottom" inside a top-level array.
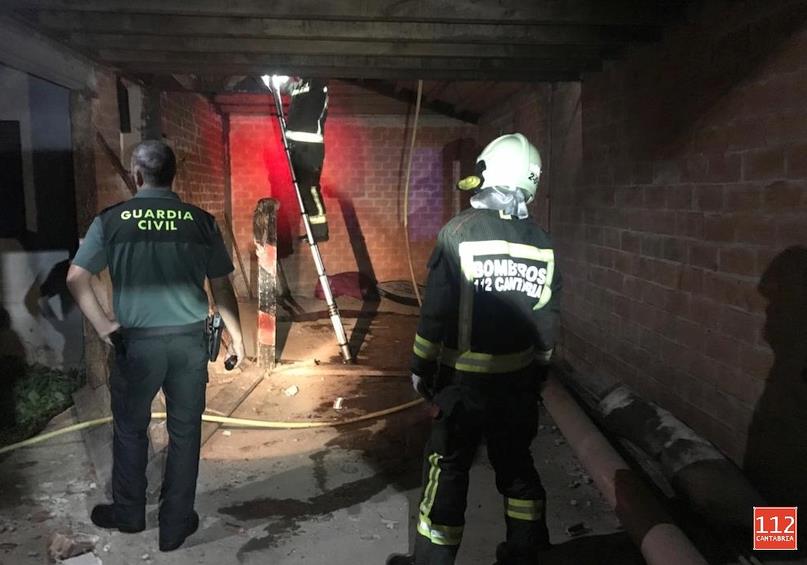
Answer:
[{"left": 470, "top": 186, "right": 531, "bottom": 219}]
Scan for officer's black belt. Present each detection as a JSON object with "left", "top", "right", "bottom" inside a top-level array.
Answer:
[{"left": 120, "top": 321, "right": 205, "bottom": 339}]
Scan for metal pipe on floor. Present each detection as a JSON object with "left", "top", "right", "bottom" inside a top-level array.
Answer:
[{"left": 541, "top": 375, "right": 709, "bottom": 565}]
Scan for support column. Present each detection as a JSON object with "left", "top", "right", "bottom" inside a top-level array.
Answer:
[{"left": 253, "top": 198, "right": 278, "bottom": 369}]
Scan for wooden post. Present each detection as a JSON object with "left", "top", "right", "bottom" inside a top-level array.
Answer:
[{"left": 253, "top": 198, "right": 278, "bottom": 369}]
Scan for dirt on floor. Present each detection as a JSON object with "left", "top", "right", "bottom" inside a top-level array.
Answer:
[{"left": 1, "top": 295, "right": 795, "bottom": 565}]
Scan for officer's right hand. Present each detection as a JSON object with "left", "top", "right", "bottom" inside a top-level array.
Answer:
[
  {"left": 228, "top": 339, "right": 246, "bottom": 369},
  {"left": 99, "top": 320, "right": 121, "bottom": 346}
]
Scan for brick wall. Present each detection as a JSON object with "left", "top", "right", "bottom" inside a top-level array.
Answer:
[
  {"left": 544, "top": 1, "right": 807, "bottom": 504},
  {"left": 228, "top": 113, "right": 477, "bottom": 294},
  {"left": 161, "top": 92, "right": 226, "bottom": 220}
]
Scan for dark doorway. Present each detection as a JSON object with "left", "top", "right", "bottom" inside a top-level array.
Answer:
[{"left": 0, "top": 121, "right": 25, "bottom": 238}]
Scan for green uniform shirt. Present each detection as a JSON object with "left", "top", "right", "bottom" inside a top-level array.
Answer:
[{"left": 72, "top": 187, "right": 234, "bottom": 328}]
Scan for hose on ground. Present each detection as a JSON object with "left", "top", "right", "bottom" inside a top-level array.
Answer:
[{"left": 0, "top": 398, "right": 425, "bottom": 456}]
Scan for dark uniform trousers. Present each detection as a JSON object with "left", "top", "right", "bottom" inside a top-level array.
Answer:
[
  {"left": 289, "top": 141, "right": 329, "bottom": 242},
  {"left": 109, "top": 324, "right": 208, "bottom": 539},
  {"left": 415, "top": 367, "right": 549, "bottom": 565}
]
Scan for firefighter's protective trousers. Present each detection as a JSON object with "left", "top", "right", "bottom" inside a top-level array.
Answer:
[
  {"left": 289, "top": 140, "right": 328, "bottom": 242},
  {"left": 414, "top": 367, "right": 549, "bottom": 565}
]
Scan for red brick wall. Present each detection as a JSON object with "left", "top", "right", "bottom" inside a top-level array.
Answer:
[
  {"left": 161, "top": 92, "right": 226, "bottom": 220},
  {"left": 228, "top": 113, "right": 477, "bottom": 293},
  {"left": 546, "top": 1, "right": 807, "bottom": 503}
]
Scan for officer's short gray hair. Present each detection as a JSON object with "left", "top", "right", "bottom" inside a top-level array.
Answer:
[{"left": 130, "top": 140, "right": 176, "bottom": 186}]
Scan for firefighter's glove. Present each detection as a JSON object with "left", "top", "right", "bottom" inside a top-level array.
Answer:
[
  {"left": 411, "top": 373, "right": 435, "bottom": 401},
  {"left": 533, "top": 349, "right": 553, "bottom": 393}
]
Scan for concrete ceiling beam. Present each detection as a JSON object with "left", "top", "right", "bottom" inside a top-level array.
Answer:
[
  {"left": 34, "top": 11, "right": 660, "bottom": 46},
  {"left": 17, "top": 0, "right": 669, "bottom": 26}
]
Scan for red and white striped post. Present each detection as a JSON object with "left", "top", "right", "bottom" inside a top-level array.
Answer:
[{"left": 253, "top": 198, "right": 278, "bottom": 370}]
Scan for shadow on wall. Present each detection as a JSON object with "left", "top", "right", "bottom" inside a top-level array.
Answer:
[
  {"left": 745, "top": 246, "right": 807, "bottom": 509},
  {"left": 25, "top": 258, "right": 82, "bottom": 368},
  {"left": 334, "top": 191, "right": 380, "bottom": 358}
]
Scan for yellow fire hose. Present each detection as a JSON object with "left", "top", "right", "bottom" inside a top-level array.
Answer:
[{"left": 0, "top": 398, "right": 425, "bottom": 456}]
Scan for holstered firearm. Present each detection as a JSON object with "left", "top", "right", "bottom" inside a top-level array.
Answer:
[{"left": 206, "top": 312, "right": 224, "bottom": 362}]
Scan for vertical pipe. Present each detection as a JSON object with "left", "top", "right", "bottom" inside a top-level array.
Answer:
[
  {"left": 545, "top": 83, "right": 554, "bottom": 234},
  {"left": 403, "top": 79, "right": 424, "bottom": 306},
  {"left": 253, "top": 198, "right": 278, "bottom": 370}
]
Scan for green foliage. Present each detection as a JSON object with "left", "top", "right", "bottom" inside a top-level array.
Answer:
[{"left": 0, "top": 363, "right": 85, "bottom": 448}]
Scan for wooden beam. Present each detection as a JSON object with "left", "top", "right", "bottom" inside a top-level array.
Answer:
[
  {"left": 34, "top": 11, "right": 660, "bottom": 46},
  {"left": 117, "top": 63, "right": 582, "bottom": 82},
  {"left": 67, "top": 32, "right": 610, "bottom": 60},
  {"left": 95, "top": 130, "right": 136, "bottom": 195},
  {"left": 0, "top": 15, "right": 93, "bottom": 90},
  {"left": 96, "top": 50, "right": 602, "bottom": 74},
  {"left": 16, "top": 0, "right": 669, "bottom": 26},
  {"left": 347, "top": 79, "right": 480, "bottom": 124}
]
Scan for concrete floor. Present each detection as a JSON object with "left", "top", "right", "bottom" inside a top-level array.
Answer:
[{"left": 0, "top": 294, "right": 796, "bottom": 564}]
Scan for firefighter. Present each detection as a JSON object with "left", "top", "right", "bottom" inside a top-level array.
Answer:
[
  {"left": 387, "top": 133, "right": 561, "bottom": 565},
  {"left": 273, "top": 75, "right": 330, "bottom": 242},
  {"left": 67, "top": 140, "right": 245, "bottom": 551}
]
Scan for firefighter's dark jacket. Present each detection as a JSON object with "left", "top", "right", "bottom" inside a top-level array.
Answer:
[
  {"left": 412, "top": 208, "right": 562, "bottom": 377},
  {"left": 286, "top": 78, "right": 328, "bottom": 139}
]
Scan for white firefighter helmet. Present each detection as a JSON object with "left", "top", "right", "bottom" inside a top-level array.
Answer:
[{"left": 475, "top": 133, "right": 542, "bottom": 202}]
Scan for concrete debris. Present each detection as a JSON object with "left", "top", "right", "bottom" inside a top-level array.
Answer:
[
  {"left": 333, "top": 397, "right": 345, "bottom": 410},
  {"left": 60, "top": 553, "right": 103, "bottom": 565},
  {"left": 141, "top": 553, "right": 151, "bottom": 561},
  {"left": 49, "top": 532, "right": 99, "bottom": 561},
  {"left": 32, "top": 509, "right": 53, "bottom": 522},
  {"left": 66, "top": 480, "right": 96, "bottom": 494},
  {"left": 222, "top": 430, "right": 232, "bottom": 437},
  {"left": 283, "top": 385, "right": 300, "bottom": 397},
  {"left": 565, "top": 522, "right": 590, "bottom": 537}
]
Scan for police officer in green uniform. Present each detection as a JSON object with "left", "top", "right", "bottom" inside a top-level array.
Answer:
[{"left": 67, "top": 140, "right": 245, "bottom": 551}]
